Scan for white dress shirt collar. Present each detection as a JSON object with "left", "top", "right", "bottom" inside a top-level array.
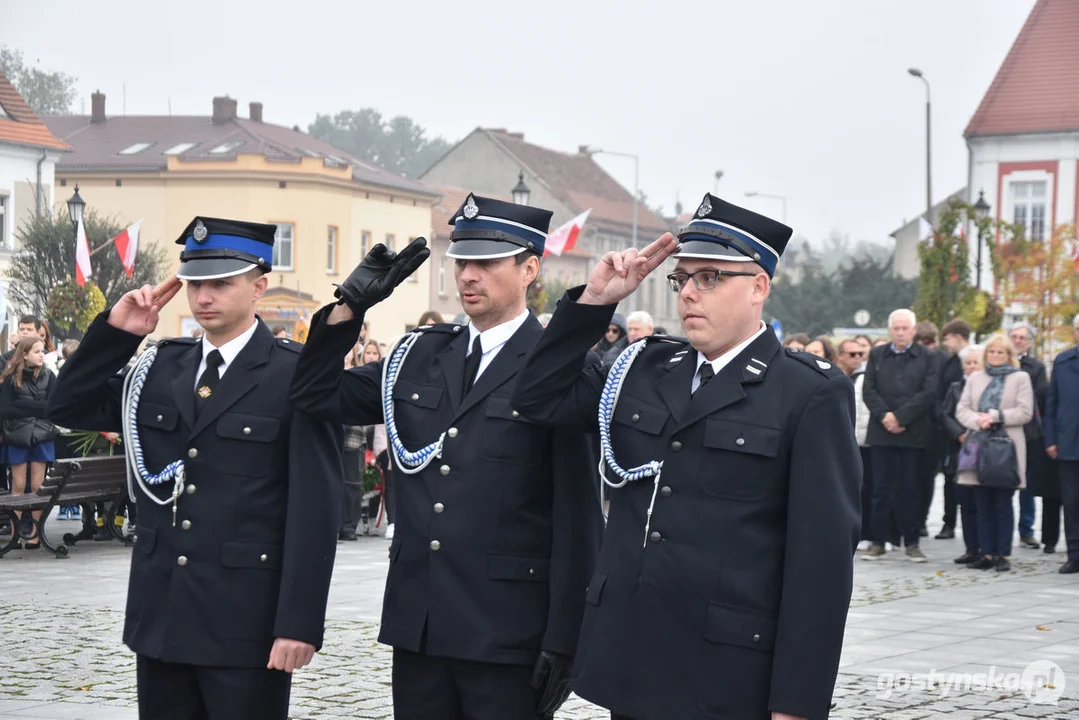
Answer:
[
  {"left": 693, "top": 322, "right": 767, "bottom": 391},
  {"left": 199, "top": 319, "right": 259, "bottom": 380},
  {"left": 467, "top": 309, "right": 530, "bottom": 379}
]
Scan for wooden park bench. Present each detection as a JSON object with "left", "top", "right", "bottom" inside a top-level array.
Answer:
[{"left": 0, "top": 455, "right": 130, "bottom": 559}]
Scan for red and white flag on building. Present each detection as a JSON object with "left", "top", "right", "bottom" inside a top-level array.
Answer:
[
  {"left": 544, "top": 209, "right": 591, "bottom": 257},
  {"left": 75, "top": 217, "right": 92, "bottom": 287},
  {"left": 112, "top": 221, "right": 142, "bottom": 277}
]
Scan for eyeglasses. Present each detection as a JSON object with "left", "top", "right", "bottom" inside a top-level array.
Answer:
[
  {"left": 844, "top": 351, "right": 864, "bottom": 358},
  {"left": 666, "top": 269, "right": 757, "bottom": 292}
]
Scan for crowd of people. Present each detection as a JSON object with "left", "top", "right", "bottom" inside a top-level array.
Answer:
[{"left": 779, "top": 311, "right": 1077, "bottom": 574}]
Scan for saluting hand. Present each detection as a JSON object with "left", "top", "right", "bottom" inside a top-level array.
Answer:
[
  {"left": 267, "top": 637, "right": 316, "bottom": 673},
  {"left": 106, "top": 277, "right": 183, "bottom": 337},
  {"left": 578, "top": 233, "right": 679, "bottom": 306},
  {"left": 331, "top": 238, "right": 430, "bottom": 322}
]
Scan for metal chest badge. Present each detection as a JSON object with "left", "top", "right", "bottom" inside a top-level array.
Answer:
[
  {"left": 197, "top": 385, "right": 212, "bottom": 399},
  {"left": 192, "top": 220, "right": 209, "bottom": 243}
]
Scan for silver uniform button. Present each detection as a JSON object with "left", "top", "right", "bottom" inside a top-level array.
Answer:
[
  {"left": 430, "top": 540, "right": 441, "bottom": 551},
  {"left": 632, "top": 413, "right": 640, "bottom": 423},
  {"left": 440, "top": 465, "right": 450, "bottom": 476},
  {"left": 186, "top": 484, "right": 197, "bottom": 495},
  {"left": 447, "top": 427, "right": 458, "bottom": 438},
  {"left": 243, "top": 427, "right": 252, "bottom": 435},
  {"left": 735, "top": 438, "right": 746, "bottom": 447},
  {"left": 528, "top": 568, "right": 535, "bottom": 576},
  {"left": 434, "top": 502, "right": 444, "bottom": 513},
  {"left": 181, "top": 520, "right": 192, "bottom": 530},
  {"left": 177, "top": 556, "right": 188, "bottom": 567},
  {"left": 132, "top": 534, "right": 138, "bottom": 544},
  {"left": 752, "top": 633, "right": 760, "bottom": 642},
  {"left": 156, "top": 415, "right": 164, "bottom": 422},
  {"left": 260, "top": 554, "right": 268, "bottom": 562},
  {"left": 411, "top": 393, "right": 420, "bottom": 401},
  {"left": 512, "top": 410, "right": 520, "bottom": 418},
  {"left": 187, "top": 448, "right": 198, "bottom": 459}
]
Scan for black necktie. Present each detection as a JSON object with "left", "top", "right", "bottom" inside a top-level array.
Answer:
[
  {"left": 463, "top": 336, "right": 483, "bottom": 396},
  {"left": 695, "top": 363, "right": 715, "bottom": 394},
  {"left": 195, "top": 349, "right": 224, "bottom": 417}
]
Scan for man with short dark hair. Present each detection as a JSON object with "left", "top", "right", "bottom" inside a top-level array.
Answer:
[
  {"left": 837, "top": 338, "right": 864, "bottom": 377},
  {"left": 48, "top": 217, "right": 343, "bottom": 720},
  {"left": 1010, "top": 322, "right": 1050, "bottom": 550},
  {"left": 1045, "top": 315, "right": 1079, "bottom": 573},
  {"left": 3, "top": 316, "right": 43, "bottom": 363},
  {"left": 933, "top": 318, "right": 972, "bottom": 539}
]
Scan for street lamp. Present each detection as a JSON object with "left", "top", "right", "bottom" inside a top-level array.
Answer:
[
  {"left": 744, "top": 191, "right": 788, "bottom": 223},
  {"left": 908, "top": 68, "right": 932, "bottom": 219},
  {"left": 713, "top": 170, "right": 724, "bottom": 195},
  {"left": 511, "top": 171, "right": 531, "bottom": 206},
  {"left": 973, "top": 189, "right": 991, "bottom": 291},
  {"left": 67, "top": 185, "right": 85, "bottom": 227}
]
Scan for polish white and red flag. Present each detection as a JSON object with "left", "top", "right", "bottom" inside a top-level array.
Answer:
[
  {"left": 112, "top": 221, "right": 142, "bottom": 277},
  {"left": 544, "top": 209, "right": 591, "bottom": 257},
  {"left": 75, "top": 217, "right": 92, "bottom": 287}
]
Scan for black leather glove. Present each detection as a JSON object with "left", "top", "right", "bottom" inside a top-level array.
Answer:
[
  {"left": 531, "top": 650, "right": 574, "bottom": 718},
  {"left": 333, "top": 238, "right": 430, "bottom": 314}
]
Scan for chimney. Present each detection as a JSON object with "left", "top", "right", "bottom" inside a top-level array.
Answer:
[
  {"left": 507, "top": 131, "right": 524, "bottom": 140},
  {"left": 212, "top": 95, "right": 237, "bottom": 124},
  {"left": 578, "top": 145, "right": 591, "bottom": 155},
  {"left": 91, "top": 90, "right": 106, "bottom": 123},
  {"left": 249, "top": 102, "right": 263, "bottom": 123}
]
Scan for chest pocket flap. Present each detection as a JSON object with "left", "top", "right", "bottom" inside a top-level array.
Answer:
[
  {"left": 217, "top": 413, "right": 280, "bottom": 443},
  {"left": 612, "top": 395, "right": 668, "bottom": 435},
  {"left": 393, "top": 380, "right": 443, "bottom": 410},
  {"left": 704, "top": 418, "right": 781, "bottom": 458},
  {"left": 138, "top": 402, "right": 179, "bottom": 432},
  {"left": 485, "top": 395, "right": 533, "bottom": 423}
]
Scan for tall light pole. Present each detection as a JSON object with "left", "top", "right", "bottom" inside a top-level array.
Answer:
[
  {"left": 713, "top": 170, "right": 724, "bottom": 195},
  {"left": 973, "top": 189, "right": 991, "bottom": 291},
  {"left": 744, "top": 191, "right": 787, "bottom": 223},
  {"left": 908, "top": 68, "right": 932, "bottom": 219}
]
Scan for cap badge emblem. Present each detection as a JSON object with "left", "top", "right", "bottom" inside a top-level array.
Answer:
[
  {"left": 192, "top": 220, "right": 209, "bottom": 244},
  {"left": 696, "top": 197, "right": 712, "bottom": 218},
  {"left": 462, "top": 195, "right": 480, "bottom": 220}
]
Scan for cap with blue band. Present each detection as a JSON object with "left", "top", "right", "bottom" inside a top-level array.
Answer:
[
  {"left": 675, "top": 193, "right": 793, "bottom": 277},
  {"left": 446, "top": 193, "right": 554, "bottom": 260},
  {"left": 175, "top": 216, "right": 278, "bottom": 280}
]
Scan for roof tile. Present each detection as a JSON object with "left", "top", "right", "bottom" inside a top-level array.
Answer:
[{"left": 0, "top": 72, "right": 70, "bottom": 151}]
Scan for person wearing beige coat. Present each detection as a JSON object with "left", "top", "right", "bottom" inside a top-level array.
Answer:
[{"left": 955, "top": 336, "right": 1035, "bottom": 572}]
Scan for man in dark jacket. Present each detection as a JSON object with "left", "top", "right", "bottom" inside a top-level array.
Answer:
[
  {"left": 1043, "top": 314, "right": 1079, "bottom": 574},
  {"left": 289, "top": 194, "right": 603, "bottom": 720},
  {"left": 934, "top": 318, "right": 972, "bottom": 540},
  {"left": 1009, "top": 323, "right": 1049, "bottom": 549},
  {"left": 47, "top": 218, "right": 343, "bottom": 720},
  {"left": 862, "top": 309, "right": 939, "bottom": 562}
]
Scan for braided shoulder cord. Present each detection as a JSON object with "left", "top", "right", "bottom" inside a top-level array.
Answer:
[
  {"left": 380, "top": 333, "right": 446, "bottom": 475},
  {"left": 597, "top": 339, "right": 664, "bottom": 546},
  {"left": 121, "top": 346, "right": 187, "bottom": 514}
]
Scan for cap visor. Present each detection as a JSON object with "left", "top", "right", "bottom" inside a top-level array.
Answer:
[
  {"left": 177, "top": 258, "right": 258, "bottom": 280},
  {"left": 674, "top": 239, "right": 754, "bottom": 262},
  {"left": 445, "top": 239, "right": 527, "bottom": 260}
]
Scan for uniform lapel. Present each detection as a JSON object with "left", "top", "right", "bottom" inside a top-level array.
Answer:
[
  {"left": 676, "top": 331, "right": 780, "bottom": 431},
  {"left": 655, "top": 348, "right": 696, "bottom": 426},
  {"left": 454, "top": 315, "right": 542, "bottom": 420},
  {"left": 169, "top": 342, "right": 202, "bottom": 434},
  {"left": 189, "top": 322, "right": 273, "bottom": 438},
  {"left": 437, "top": 327, "right": 470, "bottom": 413}
]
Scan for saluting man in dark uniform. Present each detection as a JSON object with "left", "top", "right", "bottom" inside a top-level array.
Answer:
[
  {"left": 510, "top": 194, "right": 861, "bottom": 720},
  {"left": 289, "top": 194, "right": 603, "bottom": 720},
  {"left": 47, "top": 218, "right": 343, "bottom": 720}
]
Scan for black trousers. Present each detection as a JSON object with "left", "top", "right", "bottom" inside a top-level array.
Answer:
[
  {"left": 1059, "top": 461, "right": 1079, "bottom": 562},
  {"left": 871, "top": 447, "right": 924, "bottom": 547},
  {"left": 392, "top": 647, "right": 543, "bottom": 720},
  {"left": 859, "top": 447, "right": 873, "bottom": 541},
  {"left": 1043, "top": 497, "right": 1063, "bottom": 550},
  {"left": 340, "top": 447, "right": 365, "bottom": 533},
  {"left": 941, "top": 472, "right": 958, "bottom": 528},
  {"left": 136, "top": 654, "right": 291, "bottom": 720},
  {"left": 955, "top": 483, "right": 980, "bottom": 554},
  {"left": 975, "top": 486, "right": 1015, "bottom": 557}
]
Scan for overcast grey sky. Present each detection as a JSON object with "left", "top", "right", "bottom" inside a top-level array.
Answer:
[{"left": 3, "top": 0, "right": 1035, "bottom": 247}]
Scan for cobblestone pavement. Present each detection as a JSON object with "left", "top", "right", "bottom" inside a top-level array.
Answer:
[{"left": 3, "top": 485, "right": 1079, "bottom": 719}]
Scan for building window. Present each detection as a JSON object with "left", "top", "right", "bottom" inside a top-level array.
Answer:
[
  {"left": 0, "top": 195, "right": 7, "bottom": 248},
  {"left": 1012, "top": 181, "right": 1047, "bottom": 241},
  {"left": 273, "top": 223, "right": 294, "bottom": 270},
  {"left": 361, "top": 230, "right": 371, "bottom": 257},
  {"left": 118, "top": 142, "right": 153, "bottom": 155},
  {"left": 385, "top": 233, "right": 396, "bottom": 251},
  {"left": 327, "top": 226, "right": 337, "bottom": 273},
  {"left": 438, "top": 262, "right": 447, "bottom": 295}
]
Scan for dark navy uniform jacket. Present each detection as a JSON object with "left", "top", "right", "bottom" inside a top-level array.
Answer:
[
  {"left": 289, "top": 305, "right": 603, "bottom": 667},
  {"left": 47, "top": 313, "right": 343, "bottom": 668},
  {"left": 510, "top": 289, "right": 861, "bottom": 720}
]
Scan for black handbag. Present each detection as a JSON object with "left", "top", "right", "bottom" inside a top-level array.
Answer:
[
  {"left": 2, "top": 417, "right": 58, "bottom": 448},
  {"left": 978, "top": 424, "right": 1021, "bottom": 489}
]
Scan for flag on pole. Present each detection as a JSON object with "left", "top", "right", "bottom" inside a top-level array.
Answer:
[
  {"left": 544, "top": 209, "right": 591, "bottom": 257},
  {"left": 75, "top": 217, "right": 92, "bottom": 287},
  {"left": 918, "top": 216, "right": 934, "bottom": 246},
  {"left": 112, "top": 220, "right": 142, "bottom": 278}
]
